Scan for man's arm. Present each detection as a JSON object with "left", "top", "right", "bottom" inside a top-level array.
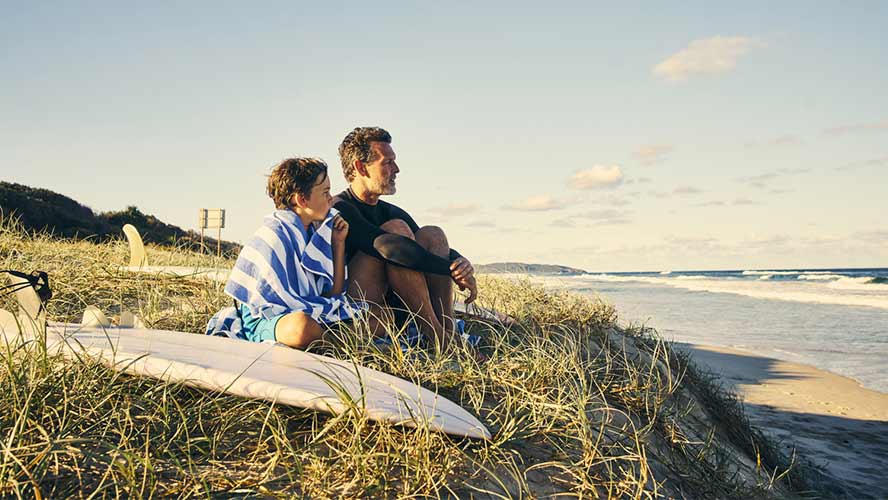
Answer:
[
  {"left": 388, "top": 204, "right": 465, "bottom": 260},
  {"left": 334, "top": 201, "right": 454, "bottom": 275},
  {"left": 382, "top": 203, "right": 478, "bottom": 302}
]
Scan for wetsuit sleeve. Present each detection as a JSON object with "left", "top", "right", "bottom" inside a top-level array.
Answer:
[
  {"left": 334, "top": 201, "right": 453, "bottom": 275},
  {"left": 388, "top": 204, "right": 465, "bottom": 262}
]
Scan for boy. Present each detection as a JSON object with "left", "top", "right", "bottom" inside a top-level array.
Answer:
[{"left": 206, "top": 157, "right": 363, "bottom": 348}]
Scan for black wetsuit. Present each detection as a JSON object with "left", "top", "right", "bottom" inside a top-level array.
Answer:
[{"left": 333, "top": 189, "right": 462, "bottom": 275}]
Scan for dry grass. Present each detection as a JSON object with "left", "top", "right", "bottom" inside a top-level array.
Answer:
[{"left": 0, "top": 215, "right": 821, "bottom": 498}]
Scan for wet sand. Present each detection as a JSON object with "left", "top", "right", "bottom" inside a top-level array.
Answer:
[{"left": 678, "top": 343, "right": 888, "bottom": 499}]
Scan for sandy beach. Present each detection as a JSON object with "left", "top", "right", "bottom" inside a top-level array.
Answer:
[{"left": 679, "top": 343, "right": 888, "bottom": 499}]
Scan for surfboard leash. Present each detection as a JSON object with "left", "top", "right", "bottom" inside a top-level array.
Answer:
[{"left": 0, "top": 269, "right": 53, "bottom": 305}]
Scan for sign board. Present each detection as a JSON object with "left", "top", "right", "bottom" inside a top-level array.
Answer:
[{"left": 198, "top": 208, "right": 225, "bottom": 229}]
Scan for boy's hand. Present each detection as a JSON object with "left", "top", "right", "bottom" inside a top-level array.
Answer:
[{"left": 331, "top": 214, "right": 349, "bottom": 247}]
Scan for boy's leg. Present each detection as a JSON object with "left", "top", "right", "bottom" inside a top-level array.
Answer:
[{"left": 275, "top": 312, "right": 323, "bottom": 349}]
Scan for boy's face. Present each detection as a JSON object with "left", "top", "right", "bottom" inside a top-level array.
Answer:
[{"left": 298, "top": 173, "right": 333, "bottom": 222}]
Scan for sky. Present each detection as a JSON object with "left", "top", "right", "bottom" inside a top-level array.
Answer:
[{"left": 2, "top": 1, "right": 886, "bottom": 272}]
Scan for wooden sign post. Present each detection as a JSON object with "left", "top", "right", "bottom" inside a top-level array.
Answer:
[{"left": 198, "top": 208, "right": 226, "bottom": 256}]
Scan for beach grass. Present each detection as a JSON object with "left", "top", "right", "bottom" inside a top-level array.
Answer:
[{"left": 0, "top": 215, "right": 822, "bottom": 498}]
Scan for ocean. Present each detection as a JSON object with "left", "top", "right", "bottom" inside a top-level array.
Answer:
[{"left": 530, "top": 268, "right": 888, "bottom": 393}]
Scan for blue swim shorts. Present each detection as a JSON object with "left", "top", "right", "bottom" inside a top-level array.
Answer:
[{"left": 239, "top": 304, "right": 286, "bottom": 343}]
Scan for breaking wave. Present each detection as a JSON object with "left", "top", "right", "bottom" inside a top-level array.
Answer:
[{"left": 538, "top": 272, "right": 888, "bottom": 310}]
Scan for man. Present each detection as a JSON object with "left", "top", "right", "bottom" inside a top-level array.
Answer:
[{"left": 332, "top": 127, "right": 478, "bottom": 352}]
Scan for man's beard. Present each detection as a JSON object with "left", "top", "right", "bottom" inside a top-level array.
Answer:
[{"left": 372, "top": 177, "right": 397, "bottom": 195}]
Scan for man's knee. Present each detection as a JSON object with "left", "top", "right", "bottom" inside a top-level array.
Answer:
[
  {"left": 415, "top": 225, "right": 449, "bottom": 255},
  {"left": 380, "top": 219, "right": 414, "bottom": 239}
]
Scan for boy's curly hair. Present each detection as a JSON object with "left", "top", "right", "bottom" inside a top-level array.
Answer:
[{"left": 266, "top": 157, "right": 328, "bottom": 209}]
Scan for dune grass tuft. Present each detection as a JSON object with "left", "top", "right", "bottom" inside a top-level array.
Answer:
[{"left": 0, "top": 215, "right": 822, "bottom": 498}]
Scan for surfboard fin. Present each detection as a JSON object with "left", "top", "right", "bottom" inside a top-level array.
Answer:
[
  {"left": 122, "top": 224, "right": 148, "bottom": 268},
  {"left": 118, "top": 310, "right": 145, "bottom": 328},
  {"left": 81, "top": 306, "right": 111, "bottom": 328},
  {"left": 3, "top": 272, "right": 47, "bottom": 334}
]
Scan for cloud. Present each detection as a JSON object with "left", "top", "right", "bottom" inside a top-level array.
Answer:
[
  {"left": 568, "top": 165, "right": 624, "bottom": 189},
  {"left": 822, "top": 119, "right": 888, "bottom": 137},
  {"left": 745, "top": 135, "right": 802, "bottom": 148},
  {"left": 732, "top": 198, "right": 759, "bottom": 206},
  {"left": 554, "top": 209, "right": 632, "bottom": 227},
  {"left": 853, "top": 230, "right": 888, "bottom": 244},
  {"left": 569, "top": 193, "right": 633, "bottom": 206},
  {"left": 836, "top": 155, "right": 888, "bottom": 171},
  {"left": 736, "top": 173, "right": 778, "bottom": 189},
  {"left": 652, "top": 36, "right": 763, "bottom": 82},
  {"left": 503, "top": 195, "right": 566, "bottom": 212},
  {"left": 776, "top": 167, "right": 810, "bottom": 175},
  {"left": 673, "top": 186, "right": 703, "bottom": 196},
  {"left": 427, "top": 202, "right": 480, "bottom": 218},
  {"left": 634, "top": 145, "right": 673, "bottom": 165},
  {"left": 625, "top": 179, "right": 652, "bottom": 186},
  {"left": 695, "top": 200, "right": 725, "bottom": 207},
  {"left": 737, "top": 168, "right": 809, "bottom": 189}
]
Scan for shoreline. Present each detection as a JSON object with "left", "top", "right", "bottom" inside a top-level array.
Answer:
[{"left": 678, "top": 342, "right": 888, "bottom": 498}]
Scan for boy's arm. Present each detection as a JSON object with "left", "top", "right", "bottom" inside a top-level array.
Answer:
[
  {"left": 323, "top": 213, "right": 349, "bottom": 298},
  {"left": 326, "top": 241, "right": 346, "bottom": 297}
]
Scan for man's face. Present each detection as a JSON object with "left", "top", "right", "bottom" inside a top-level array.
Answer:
[{"left": 364, "top": 142, "right": 399, "bottom": 195}]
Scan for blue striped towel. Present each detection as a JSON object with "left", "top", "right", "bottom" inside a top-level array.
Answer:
[{"left": 206, "top": 208, "right": 365, "bottom": 339}]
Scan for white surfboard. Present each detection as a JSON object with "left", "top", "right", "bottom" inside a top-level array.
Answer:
[
  {"left": 119, "top": 224, "right": 230, "bottom": 281},
  {"left": 1, "top": 275, "right": 491, "bottom": 440}
]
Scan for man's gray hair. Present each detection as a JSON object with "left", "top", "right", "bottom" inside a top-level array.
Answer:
[{"left": 338, "top": 127, "right": 392, "bottom": 182}]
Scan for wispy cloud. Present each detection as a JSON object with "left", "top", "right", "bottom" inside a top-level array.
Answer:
[
  {"left": 822, "top": 119, "right": 888, "bottom": 137},
  {"left": 634, "top": 145, "right": 673, "bottom": 165},
  {"left": 732, "top": 198, "right": 759, "bottom": 206},
  {"left": 652, "top": 36, "right": 763, "bottom": 82},
  {"left": 853, "top": 230, "right": 888, "bottom": 244},
  {"left": 776, "top": 167, "right": 810, "bottom": 175},
  {"left": 736, "top": 168, "right": 810, "bottom": 189},
  {"left": 673, "top": 186, "right": 703, "bottom": 196},
  {"left": 568, "top": 193, "right": 633, "bottom": 206},
  {"left": 554, "top": 209, "right": 632, "bottom": 227},
  {"left": 745, "top": 134, "right": 802, "bottom": 148},
  {"left": 736, "top": 173, "right": 779, "bottom": 189},
  {"left": 568, "top": 165, "right": 624, "bottom": 189},
  {"left": 503, "top": 195, "right": 565, "bottom": 212},
  {"left": 836, "top": 155, "right": 888, "bottom": 171},
  {"left": 624, "top": 177, "right": 653, "bottom": 186}
]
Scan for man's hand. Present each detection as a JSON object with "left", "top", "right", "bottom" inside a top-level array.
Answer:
[
  {"left": 450, "top": 257, "right": 474, "bottom": 281},
  {"left": 454, "top": 275, "right": 478, "bottom": 304},
  {"left": 450, "top": 257, "right": 477, "bottom": 303},
  {"left": 331, "top": 214, "right": 349, "bottom": 247}
]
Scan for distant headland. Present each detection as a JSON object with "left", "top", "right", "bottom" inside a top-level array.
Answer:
[{"left": 477, "top": 261, "right": 587, "bottom": 275}]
